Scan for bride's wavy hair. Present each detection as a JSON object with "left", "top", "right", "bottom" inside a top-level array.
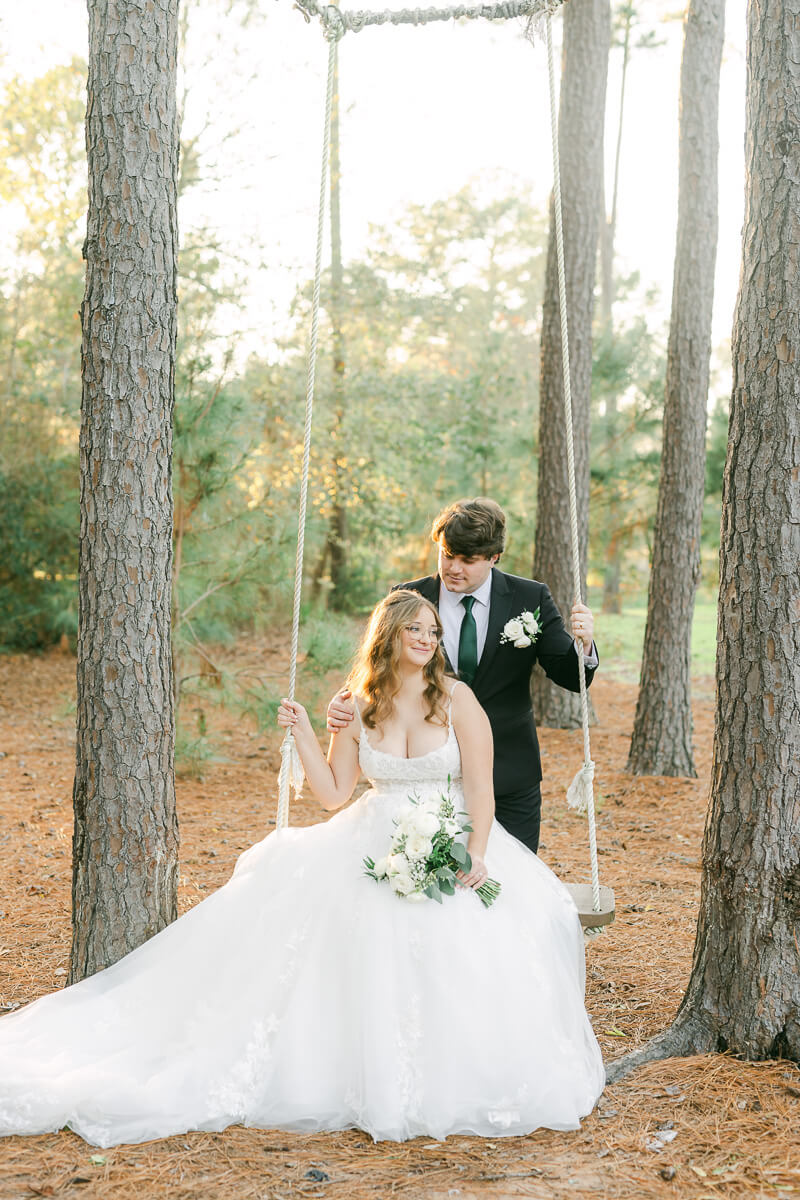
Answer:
[{"left": 347, "top": 590, "right": 450, "bottom": 730}]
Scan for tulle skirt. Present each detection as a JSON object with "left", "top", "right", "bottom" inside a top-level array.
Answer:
[{"left": 0, "top": 786, "right": 605, "bottom": 1146}]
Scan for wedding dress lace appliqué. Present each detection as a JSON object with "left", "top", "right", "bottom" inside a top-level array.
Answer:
[{"left": 0, "top": 718, "right": 605, "bottom": 1146}]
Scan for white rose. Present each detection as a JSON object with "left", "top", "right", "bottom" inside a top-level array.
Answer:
[
  {"left": 373, "top": 856, "right": 389, "bottom": 878},
  {"left": 411, "top": 810, "right": 440, "bottom": 838},
  {"left": 514, "top": 636, "right": 532, "bottom": 648},
  {"left": 523, "top": 613, "right": 540, "bottom": 637},
  {"left": 405, "top": 832, "right": 433, "bottom": 861},
  {"left": 444, "top": 818, "right": 461, "bottom": 836},
  {"left": 504, "top": 618, "right": 524, "bottom": 640},
  {"left": 406, "top": 890, "right": 428, "bottom": 903},
  {"left": 390, "top": 872, "right": 416, "bottom": 896},
  {"left": 386, "top": 853, "right": 409, "bottom": 877}
]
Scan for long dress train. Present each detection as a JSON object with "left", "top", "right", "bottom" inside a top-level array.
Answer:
[{"left": 0, "top": 707, "right": 604, "bottom": 1146}]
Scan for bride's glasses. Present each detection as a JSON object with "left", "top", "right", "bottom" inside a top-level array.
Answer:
[{"left": 404, "top": 623, "right": 442, "bottom": 645}]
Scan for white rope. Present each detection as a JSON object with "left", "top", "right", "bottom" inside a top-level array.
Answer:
[
  {"left": 276, "top": 32, "right": 340, "bottom": 832},
  {"left": 544, "top": 10, "right": 601, "bottom": 912},
  {"left": 294, "top": 0, "right": 564, "bottom": 36},
  {"left": 275, "top": 11, "right": 604, "bottom": 918}
]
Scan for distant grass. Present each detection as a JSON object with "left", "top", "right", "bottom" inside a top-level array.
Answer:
[
  {"left": 175, "top": 708, "right": 222, "bottom": 780},
  {"left": 174, "top": 728, "right": 220, "bottom": 780},
  {"left": 302, "top": 616, "right": 360, "bottom": 677},
  {"left": 591, "top": 595, "right": 718, "bottom": 681},
  {"left": 53, "top": 691, "right": 76, "bottom": 721},
  {"left": 237, "top": 686, "right": 282, "bottom": 735}
]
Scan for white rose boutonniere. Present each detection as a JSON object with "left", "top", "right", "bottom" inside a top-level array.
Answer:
[{"left": 500, "top": 607, "right": 541, "bottom": 650}]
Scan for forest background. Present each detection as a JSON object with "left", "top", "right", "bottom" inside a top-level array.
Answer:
[{"left": 0, "top": 0, "right": 744, "bottom": 756}]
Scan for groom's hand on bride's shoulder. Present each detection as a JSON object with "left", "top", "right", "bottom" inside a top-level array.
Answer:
[{"left": 327, "top": 688, "right": 355, "bottom": 733}]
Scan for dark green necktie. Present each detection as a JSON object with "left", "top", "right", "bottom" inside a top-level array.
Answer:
[{"left": 458, "top": 595, "right": 478, "bottom": 684}]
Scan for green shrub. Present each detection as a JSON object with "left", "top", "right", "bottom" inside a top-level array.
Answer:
[{"left": 0, "top": 458, "right": 78, "bottom": 650}]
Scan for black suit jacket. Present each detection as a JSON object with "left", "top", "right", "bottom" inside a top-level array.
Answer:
[{"left": 398, "top": 569, "right": 597, "bottom": 796}]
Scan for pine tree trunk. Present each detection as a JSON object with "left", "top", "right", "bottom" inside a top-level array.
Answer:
[
  {"left": 601, "top": 394, "right": 622, "bottom": 616},
  {"left": 70, "top": 0, "right": 180, "bottom": 983},
  {"left": 533, "top": 0, "right": 609, "bottom": 728},
  {"left": 601, "top": 519, "right": 622, "bottom": 614},
  {"left": 678, "top": 0, "right": 800, "bottom": 1058},
  {"left": 608, "top": 0, "right": 800, "bottom": 1083},
  {"left": 627, "top": 0, "right": 724, "bottom": 777}
]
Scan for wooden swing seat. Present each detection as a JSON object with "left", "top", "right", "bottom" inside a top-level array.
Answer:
[{"left": 567, "top": 883, "right": 616, "bottom": 929}]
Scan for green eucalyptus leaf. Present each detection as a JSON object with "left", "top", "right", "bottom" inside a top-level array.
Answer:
[{"left": 450, "top": 842, "right": 468, "bottom": 866}]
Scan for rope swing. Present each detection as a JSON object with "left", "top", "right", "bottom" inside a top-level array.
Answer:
[
  {"left": 294, "top": 0, "right": 564, "bottom": 36},
  {"left": 275, "top": 33, "right": 338, "bottom": 833},
  {"left": 278, "top": 0, "right": 615, "bottom": 931}
]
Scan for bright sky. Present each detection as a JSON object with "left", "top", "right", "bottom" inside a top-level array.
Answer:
[{"left": 1, "top": 0, "right": 746, "bottom": 369}]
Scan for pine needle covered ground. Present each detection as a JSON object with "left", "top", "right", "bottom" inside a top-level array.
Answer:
[{"left": 0, "top": 644, "right": 798, "bottom": 1200}]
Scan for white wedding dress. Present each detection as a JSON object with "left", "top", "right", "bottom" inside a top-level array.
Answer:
[{"left": 0, "top": 707, "right": 605, "bottom": 1147}]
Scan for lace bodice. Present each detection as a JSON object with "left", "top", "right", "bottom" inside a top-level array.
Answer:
[{"left": 358, "top": 723, "right": 462, "bottom": 794}]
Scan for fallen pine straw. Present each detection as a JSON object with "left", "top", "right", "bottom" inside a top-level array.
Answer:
[{"left": 0, "top": 647, "right": 798, "bottom": 1200}]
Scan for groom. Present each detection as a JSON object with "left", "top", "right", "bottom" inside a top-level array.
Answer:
[{"left": 328, "top": 497, "right": 598, "bottom": 854}]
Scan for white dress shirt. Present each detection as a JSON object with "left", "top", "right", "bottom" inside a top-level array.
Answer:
[
  {"left": 438, "top": 575, "right": 599, "bottom": 674},
  {"left": 439, "top": 573, "right": 494, "bottom": 668}
]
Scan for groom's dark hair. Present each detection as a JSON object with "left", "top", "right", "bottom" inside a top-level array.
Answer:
[{"left": 431, "top": 497, "right": 507, "bottom": 560}]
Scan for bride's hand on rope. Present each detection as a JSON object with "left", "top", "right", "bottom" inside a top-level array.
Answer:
[
  {"left": 278, "top": 699, "right": 313, "bottom": 739},
  {"left": 327, "top": 688, "right": 355, "bottom": 733},
  {"left": 277, "top": 698, "right": 360, "bottom": 812},
  {"left": 570, "top": 603, "right": 594, "bottom": 655}
]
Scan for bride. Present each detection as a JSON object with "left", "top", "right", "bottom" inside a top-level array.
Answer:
[{"left": 0, "top": 590, "right": 604, "bottom": 1147}]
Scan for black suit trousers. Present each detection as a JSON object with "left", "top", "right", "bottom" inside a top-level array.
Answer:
[{"left": 494, "top": 784, "right": 542, "bottom": 854}]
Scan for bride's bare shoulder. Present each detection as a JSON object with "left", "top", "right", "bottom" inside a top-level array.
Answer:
[
  {"left": 450, "top": 681, "right": 482, "bottom": 715},
  {"left": 350, "top": 693, "right": 375, "bottom": 738},
  {"left": 450, "top": 681, "right": 490, "bottom": 730}
]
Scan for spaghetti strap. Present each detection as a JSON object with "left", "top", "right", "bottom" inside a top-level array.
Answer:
[{"left": 446, "top": 681, "right": 461, "bottom": 729}]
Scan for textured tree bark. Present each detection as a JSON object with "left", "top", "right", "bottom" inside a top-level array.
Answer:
[
  {"left": 533, "top": 0, "right": 609, "bottom": 728},
  {"left": 627, "top": 0, "right": 724, "bottom": 777},
  {"left": 608, "top": 0, "right": 800, "bottom": 1083},
  {"left": 70, "top": 0, "right": 180, "bottom": 983}
]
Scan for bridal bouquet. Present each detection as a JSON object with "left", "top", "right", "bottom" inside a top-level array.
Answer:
[{"left": 364, "top": 789, "right": 501, "bottom": 908}]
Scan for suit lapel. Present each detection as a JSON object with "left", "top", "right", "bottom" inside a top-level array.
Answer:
[
  {"left": 432, "top": 576, "right": 457, "bottom": 675},
  {"left": 471, "top": 568, "right": 512, "bottom": 690},
  {"left": 415, "top": 576, "right": 440, "bottom": 607}
]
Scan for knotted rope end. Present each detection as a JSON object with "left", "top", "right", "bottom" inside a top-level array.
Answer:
[
  {"left": 524, "top": 0, "right": 559, "bottom": 44},
  {"left": 276, "top": 730, "right": 306, "bottom": 830},
  {"left": 566, "top": 759, "right": 595, "bottom": 815}
]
